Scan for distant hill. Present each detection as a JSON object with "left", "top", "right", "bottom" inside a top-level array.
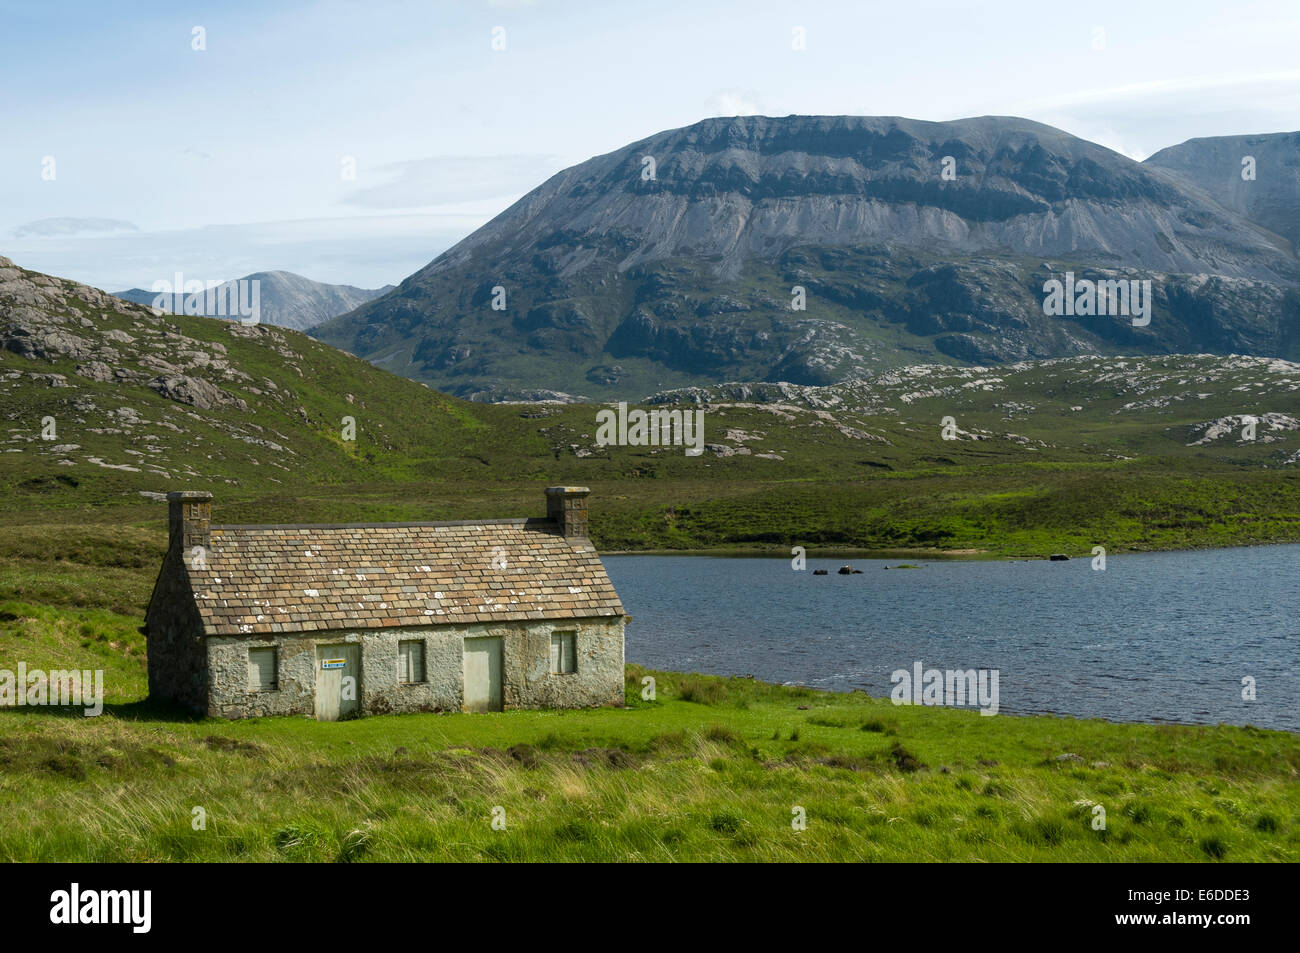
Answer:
[
  {"left": 1145, "top": 131, "right": 1300, "bottom": 253},
  {"left": 312, "top": 114, "right": 1300, "bottom": 400},
  {"left": 114, "top": 270, "right": 392, "bottom": 331}
]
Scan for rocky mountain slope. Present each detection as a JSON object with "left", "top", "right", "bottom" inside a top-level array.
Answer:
[
  {"left": 312, "top": 115, "right": 1300, "bottom": 400},
  {"left": 1146, "top": 132, "right": 1300, "bottom": 253},
  {"left": 115, "top": 270, "right": 391, "bottom": 331}
]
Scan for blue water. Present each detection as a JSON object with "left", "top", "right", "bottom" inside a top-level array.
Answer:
[{"left": 605, "top": 548, "right": 1300, "bottom": 731}]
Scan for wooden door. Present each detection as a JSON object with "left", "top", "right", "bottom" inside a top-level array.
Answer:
[
  {"left": 463, "top": 637, "right": 503, "bottom": 712},
  {"left": 315, "top": 643, "right": 361, "bottom": 721}
]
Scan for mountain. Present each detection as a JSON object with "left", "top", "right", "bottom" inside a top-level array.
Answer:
[
  {"left": 114, "top": 270, "right": 392, "bottom": 331},
  {"left": 312, "top": 115, "right": 1300, "bottom": 400},
  {"left": 1145, "top": 132, "right": 1300, "bottom": 252}
]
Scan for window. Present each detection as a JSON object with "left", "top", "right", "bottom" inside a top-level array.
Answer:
[
  {"left": 398, "top": 639, "right": 426, "bottom": 683},
  {"left": 550, "top": 631, "right": 576, "bottom": 675},
  {"left": 248, "top": 647, "right": 278, "bottom": 691}
]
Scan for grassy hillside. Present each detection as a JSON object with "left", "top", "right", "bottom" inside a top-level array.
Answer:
[{"left": 6, "top": 257, "right": 1300, "bottom": 560}]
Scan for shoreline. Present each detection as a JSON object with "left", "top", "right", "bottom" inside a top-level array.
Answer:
[
  {"left": 620, "top": 668, "right": 1298, "bottom": 736},
  {"left": 601, "top": 539, "right": 1300, "bottom": 560}
]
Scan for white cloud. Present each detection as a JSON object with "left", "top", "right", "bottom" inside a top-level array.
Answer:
[
  {"left": 4, "top": 214, "right": 486, "bottom": 292},
  {"left": 1010, "top": 70, "right": 1300, "bottom": 113},
  {"left": 338, "top": 155, "right": 561, "bottom": 210},
  {"left": 705, "top": 88, "right": 765, "bottom": 118},
  {"left": 13, "top": 217, "right": 138, "bottom": 238}
]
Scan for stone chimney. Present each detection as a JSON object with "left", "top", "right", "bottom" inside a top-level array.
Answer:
[
  {"left": 167, "top": 490, "right": 213, "bottom": 555},
  {"left": 546, "top": 486, "right": 590, "bottom": 540}
]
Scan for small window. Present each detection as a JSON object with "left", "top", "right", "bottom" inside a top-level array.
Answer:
[
  {"left": 550, "top": 631, "right": 576, "bottom": 675},
  {"left": 249, "top": 647, "right": 278, "bottom": 691},
  {"left": 398, "top": 640, "right": 426, "bottom": 683}
]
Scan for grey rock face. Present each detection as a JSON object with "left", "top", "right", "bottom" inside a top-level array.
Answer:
[
  {"left": 75, "top": 361, "right": 115, "bottom": 382},
  {"left": 417, "top": 115, "right": 1296, "bottom": 282},
  {"left": 1146, "top": 132, "right": 1300, "bottom": 252},
  {"left": 1, "top": 322, "right": 96, "bottom": 361}
]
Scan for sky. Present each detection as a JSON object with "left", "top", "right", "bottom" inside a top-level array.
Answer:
[{"left": 2, "top": 0, "right": 1298, "bottom": 291}]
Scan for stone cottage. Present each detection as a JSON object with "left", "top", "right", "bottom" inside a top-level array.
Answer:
[{"left": 144, "top": 486, "right": 626, "bottom": 719}]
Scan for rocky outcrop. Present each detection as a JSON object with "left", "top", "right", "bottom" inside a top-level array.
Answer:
[
  {"left": 1187, "top": 412, "right": 1300, "bottom": 445},
  {"left": 1, "top": 321, "right": 97, "bottom": 361},
  {"left": 147, "top": 374, "right": 249, "bottom": 412}
]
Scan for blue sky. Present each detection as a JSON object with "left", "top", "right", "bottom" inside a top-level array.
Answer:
[{"left": 2, "top": 0, "right": 1298, "bottom": 290}]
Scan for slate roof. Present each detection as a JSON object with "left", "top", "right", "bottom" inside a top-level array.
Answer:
[{"left": 186, "top": 517, "right": 625, "bottom": 637}]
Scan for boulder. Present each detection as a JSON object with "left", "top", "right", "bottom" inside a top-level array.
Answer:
[
  {"left": 147, "top": 374, "right": 248, "bottom": 412},
  {"left": 75, "top": 361, "right": 115, "bottom": 383}
]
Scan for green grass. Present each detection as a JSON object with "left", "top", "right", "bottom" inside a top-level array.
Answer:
[{"left": 0, "top": 659, "right": 1295, "bottom": 862}]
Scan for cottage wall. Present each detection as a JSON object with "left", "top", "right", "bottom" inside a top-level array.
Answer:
[
  {"left": 144, "top": 548, "right": 209, "bottom": 713},
  {"left": 205, "top": 616, "right": 625, "bottom": 719}
]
